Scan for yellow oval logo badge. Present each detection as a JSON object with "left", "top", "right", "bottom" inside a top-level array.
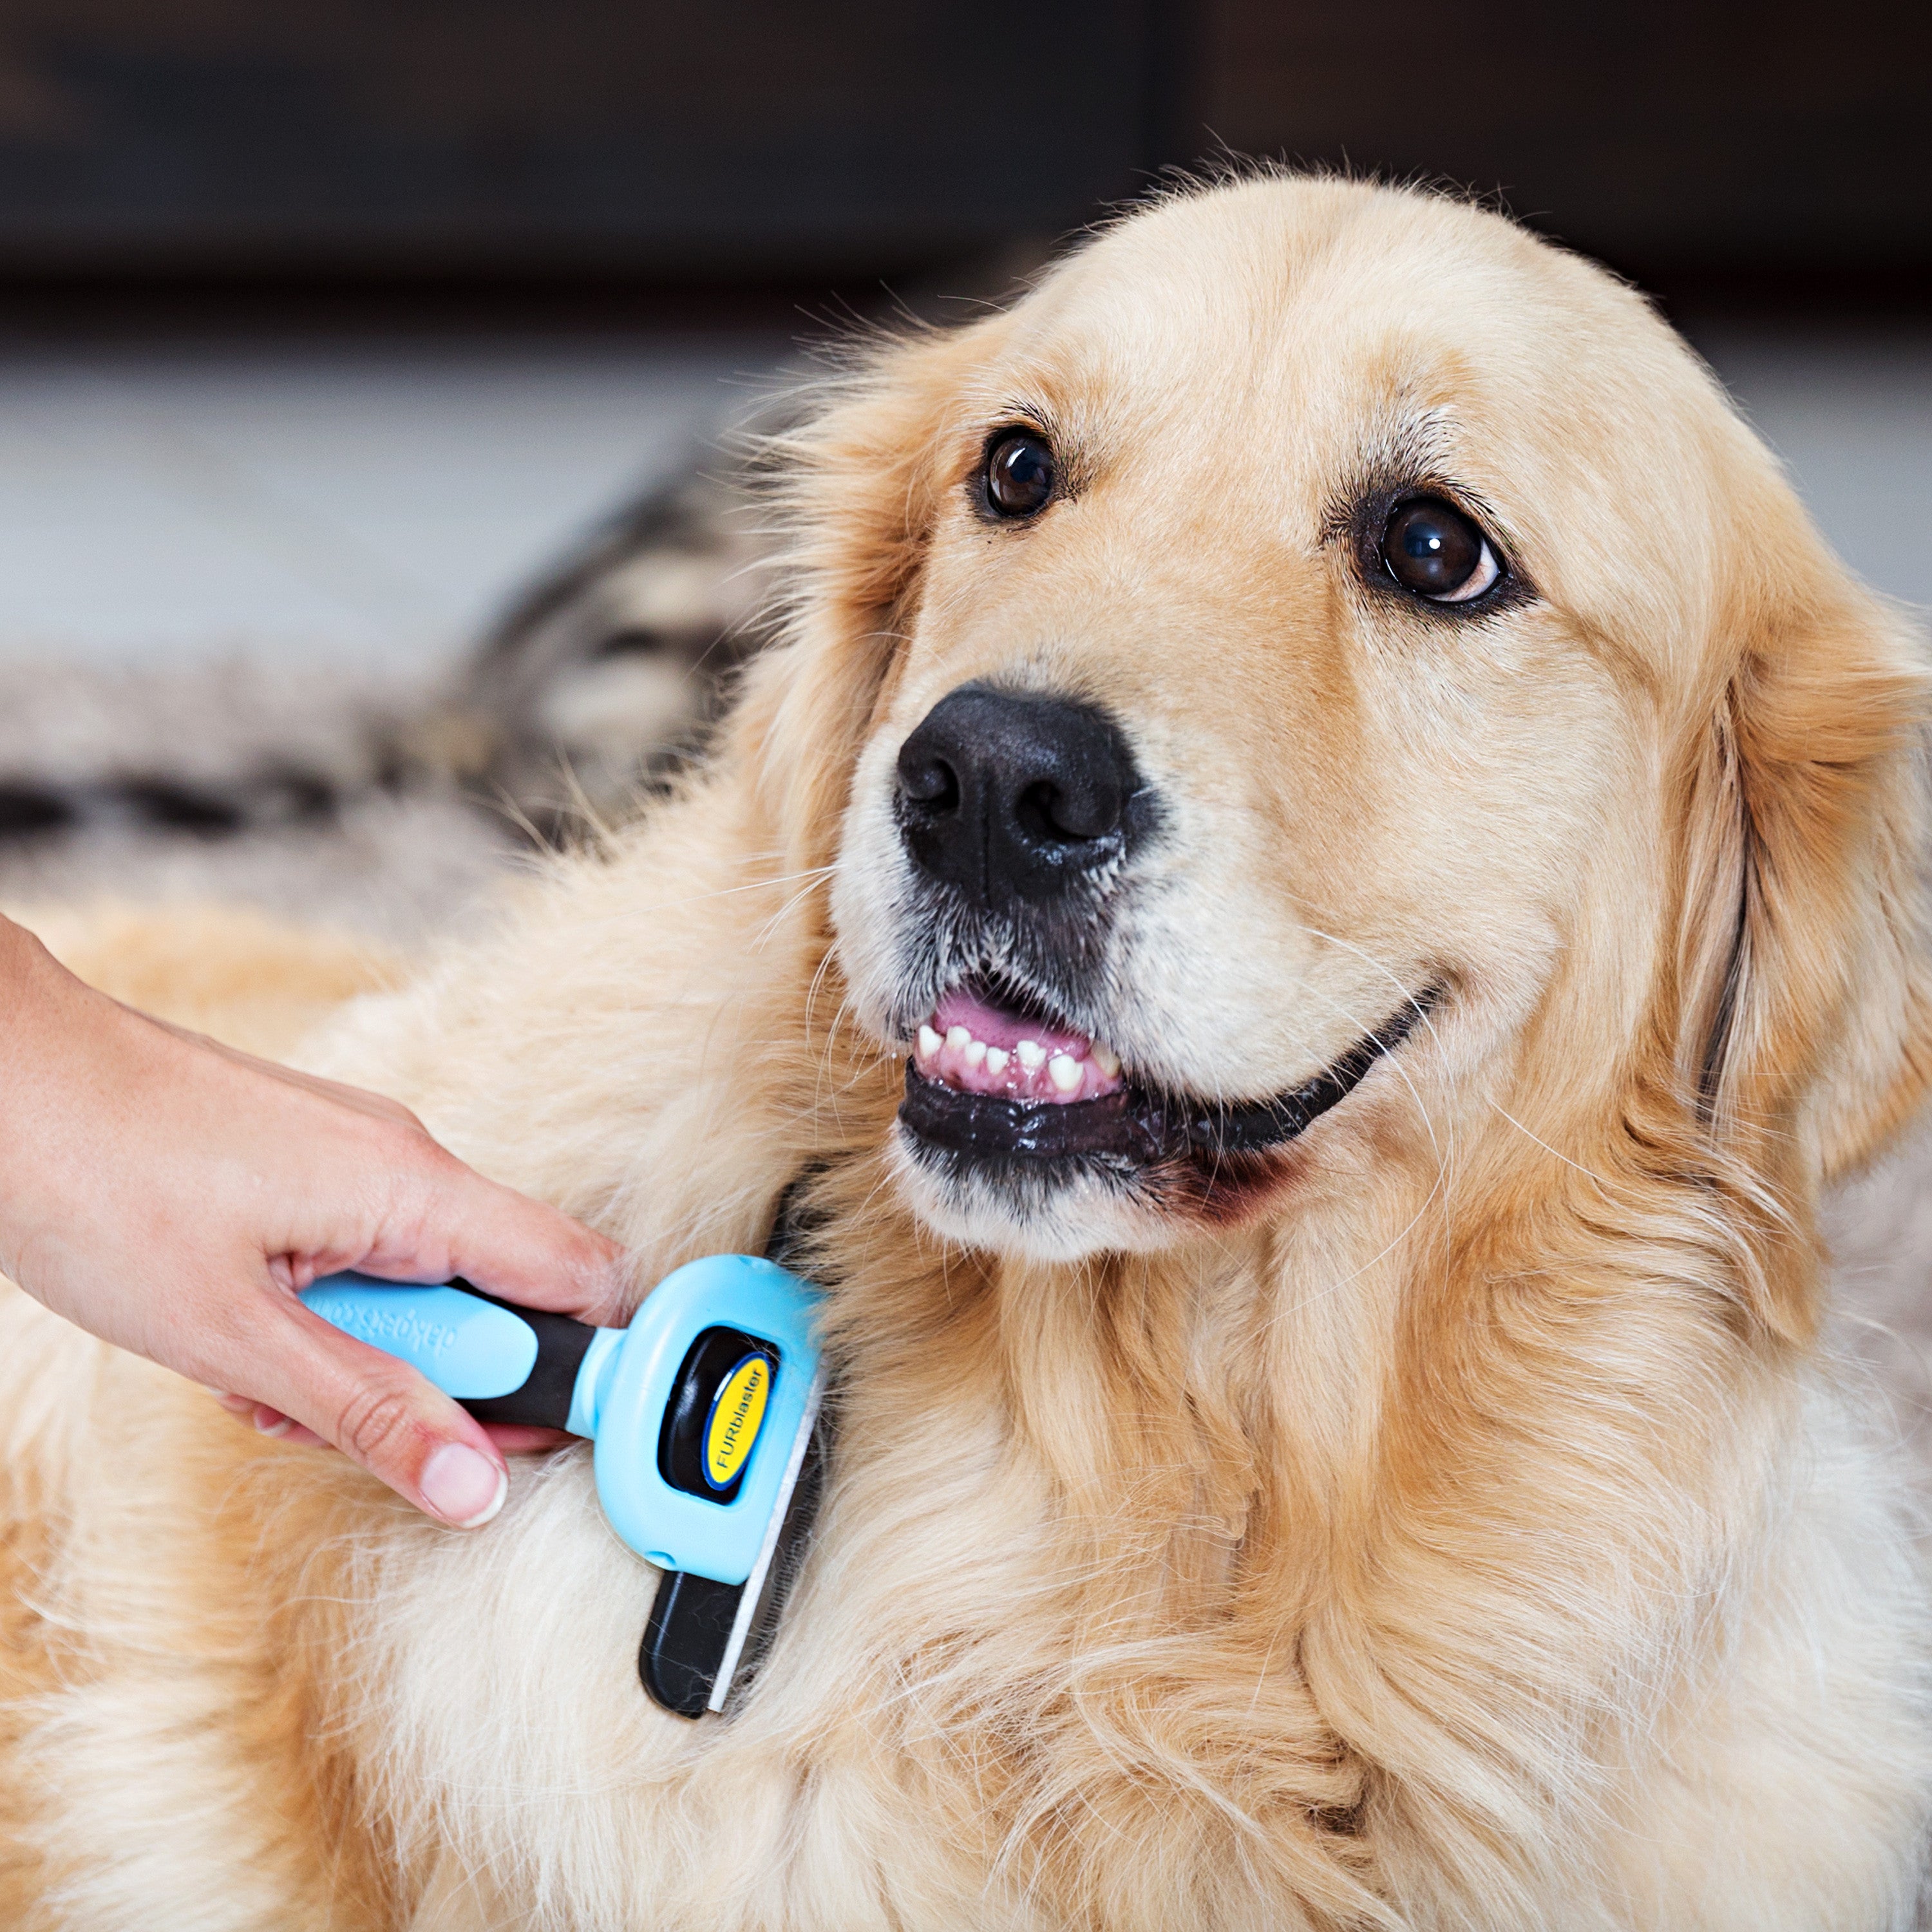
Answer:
[{"left": 703, "top": 1354, "right": 771, "bottom": 1492}]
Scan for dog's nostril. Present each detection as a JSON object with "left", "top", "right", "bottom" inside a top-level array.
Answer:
[
  {"left": 1014, "top": 777, "right": 1119, "bottom": 846},
  {"left": 897, "top": 749, "right": 961, "bottom": 815}
]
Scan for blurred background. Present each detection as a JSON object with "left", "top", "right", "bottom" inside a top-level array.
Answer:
[
  {"left": 0, "top": 0, "right": 1926, "bottom": 934},
  {"left": 3, "top": 3, "right": 1932, "bottom": 1464}
]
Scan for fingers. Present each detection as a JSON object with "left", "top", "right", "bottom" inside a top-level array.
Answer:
[
  {"left": 245, "top": 1403, "right": 327, "bottom": 1448},
  {"left": 218, "top": 1396, "right": 563, "bottom": 1459},
  {"left": 372, "top": 1155, "right": 634, "bottom": 1328},
  {"left": 0, "top": 932, "right": 597, "bottom": 1531},
  {"left": 477, "top": 1423, "right": 572, "bottom": 1454},
  {"left": 207, "top": 1390, "right": 314, "bottom": 1443},
  {"left": 225, "top": 1294, "right": 513, "bottom": 1528}
]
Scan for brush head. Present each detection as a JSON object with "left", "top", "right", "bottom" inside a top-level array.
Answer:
[{"left": 587, "top": 1254, "right": 820, "bottom": 1589}]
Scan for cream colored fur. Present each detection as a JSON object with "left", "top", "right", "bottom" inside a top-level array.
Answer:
[{"left": 5, "top": 173, "right": 1932, "bottom": 1929}]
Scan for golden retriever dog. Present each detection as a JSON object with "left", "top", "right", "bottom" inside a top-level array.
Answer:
[{"left": 5, "top": 171, "right": 1932, "bottom": 1931}]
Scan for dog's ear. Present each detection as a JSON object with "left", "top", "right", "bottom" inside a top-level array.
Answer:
[
  {"left": 724, "top": 318, "right": 1010, "bottom": 869},
  {"left": 1674, "top": 500, "right": 1932, "bottom": 1334}
]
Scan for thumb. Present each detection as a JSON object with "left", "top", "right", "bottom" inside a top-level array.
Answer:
[{"left": 234, "top": 1292, "right": 514, "bottom": 1527}]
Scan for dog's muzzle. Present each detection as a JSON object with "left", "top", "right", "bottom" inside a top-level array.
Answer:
[{"left": 881, "top": 683, "right": 1437, "bottom": 1206}]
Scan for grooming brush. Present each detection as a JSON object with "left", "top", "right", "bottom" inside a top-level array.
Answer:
[{"left": 300, "top": 1254, "right": 824, "bottom": 1718}]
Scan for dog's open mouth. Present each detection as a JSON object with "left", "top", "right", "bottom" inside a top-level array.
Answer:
[
  {"left": 900, "top": 978, "right": 1435, "bottom": 1174},
  {"left": 914, "top": 985, "right": 1125, "bottom": 1105}
]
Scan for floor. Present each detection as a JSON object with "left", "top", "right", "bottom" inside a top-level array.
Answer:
[
  {"left": 0, "top": 321, "right": 1924, "bottom": 677},
  {"left": 0, "top": 330, "right": 786, "bottom": 673}
]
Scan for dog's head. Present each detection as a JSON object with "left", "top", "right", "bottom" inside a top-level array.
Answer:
[{"left": 747, "top": 175, "right": 1930, "bottom": 1307}]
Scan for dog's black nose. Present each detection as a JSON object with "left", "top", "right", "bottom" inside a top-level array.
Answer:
[{"left": 895, "top": 686, "right": 1141, "bottom": 905}]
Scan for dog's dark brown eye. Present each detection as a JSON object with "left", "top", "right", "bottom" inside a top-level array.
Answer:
[
  {"left": 1379, "top": 497, "right": 1501, "bottom": 603},
  {"left": 984, "top": 430, "right": 1056, "bottom": 519}
]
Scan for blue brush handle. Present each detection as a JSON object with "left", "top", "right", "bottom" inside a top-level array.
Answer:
[{"left": 298, "top": 1274, "right": 595, "bottom": 1420}]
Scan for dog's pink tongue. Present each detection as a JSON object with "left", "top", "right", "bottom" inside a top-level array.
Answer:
[{"left": 933, "top": 987, "right": 1089, "bottom": 1058}]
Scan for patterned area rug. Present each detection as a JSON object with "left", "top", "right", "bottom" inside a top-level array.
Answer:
[{"left": 0, "top": 654, "right": 514, "bottom": 945}]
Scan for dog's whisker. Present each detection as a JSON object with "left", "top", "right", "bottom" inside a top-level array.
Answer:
[
  {"left": 1296, "top": 978, "right": 1449, "bottom": 1177},
  {"left": 1484, "top": 1101, "right": 1615, "bottom": 1193},
  {"left": 570, "top": 862, "right": 839, "bottom": 930},
  {"left": 752, "top": 870, "right": 839, "bottom": 953},
  {"left": 1269, "top": 1152, "right": 1456, "bottom": 1326}
]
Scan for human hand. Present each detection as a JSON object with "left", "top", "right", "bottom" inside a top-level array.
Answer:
[{"left": 0, "top": 917, "right": 630, "bottom": 1528}]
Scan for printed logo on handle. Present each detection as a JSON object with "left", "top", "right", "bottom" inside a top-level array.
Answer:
[
  {"left": 703, "top": 1354, "right": 772, "bottom": 1492},
  {"left": 320, "top": 1304, "right": 457, "bottom": 1358}
]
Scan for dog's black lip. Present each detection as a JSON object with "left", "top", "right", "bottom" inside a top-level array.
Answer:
[{"left": 898, "top": 989, "right": 1437, "bottom": 1168}]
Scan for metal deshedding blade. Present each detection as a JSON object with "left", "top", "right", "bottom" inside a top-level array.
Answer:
[{"left": 708, "top": 1365, "right": 826, "bottom": 1710}]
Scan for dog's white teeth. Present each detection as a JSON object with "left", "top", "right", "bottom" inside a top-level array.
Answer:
[{"left": 921, "top": 1007, "right": 1119, "bottom": 1095}]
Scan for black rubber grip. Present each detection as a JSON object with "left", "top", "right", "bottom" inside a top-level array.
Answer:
[{"left": 451, "top": 1282, "right": 598, "bottom": 1430}]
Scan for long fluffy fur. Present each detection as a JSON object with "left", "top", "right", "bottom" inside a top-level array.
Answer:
[{"left": 5, "top": 173, "right": 1932, "bottom": 1930}]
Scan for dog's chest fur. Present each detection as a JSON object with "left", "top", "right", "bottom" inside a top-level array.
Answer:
[{"left": 336, "top": 1157, "right": 1926, "bottom": 1932}]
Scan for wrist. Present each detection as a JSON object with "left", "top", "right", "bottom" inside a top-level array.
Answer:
[
  {"left": 0, "top": 918, "right": 147, "bottom": 1202},
  {"left": 0, "top": 916, "right": 74, "bottom": 1039}
]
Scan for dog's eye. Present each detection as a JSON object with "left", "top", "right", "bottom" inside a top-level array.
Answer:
[
  {"left": 1379, "top": 497, "right": 1501, "bottom": 603},
  {"left": 983, "top": 430, "right": 1056, "bottom": 520}
]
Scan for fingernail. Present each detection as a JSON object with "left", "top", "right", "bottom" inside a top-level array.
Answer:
[{"left": 419, "top": 1443, "right": 507, "bottom": 1528}]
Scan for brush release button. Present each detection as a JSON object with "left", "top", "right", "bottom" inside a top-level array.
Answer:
[{"left": 657, "top": 1325, "right": 779, "bottom": 1504}]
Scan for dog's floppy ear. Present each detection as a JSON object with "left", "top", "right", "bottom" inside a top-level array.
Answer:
[
  {"left": 1674, "top": 497, "right": 1932, "bottom": 1332},
  {"left": 724, "top": 317, "right": 1009, "bottom": 869}
]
